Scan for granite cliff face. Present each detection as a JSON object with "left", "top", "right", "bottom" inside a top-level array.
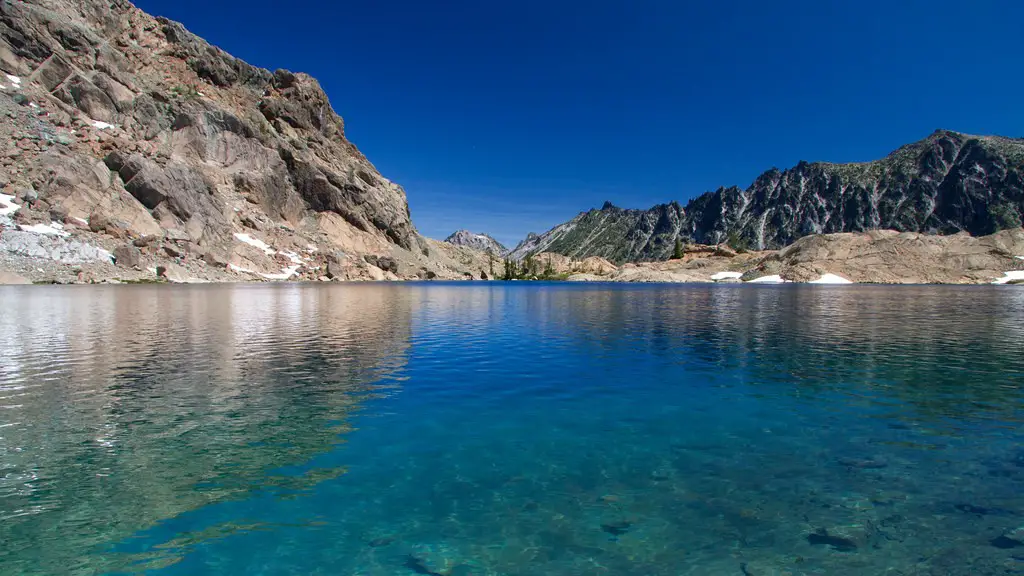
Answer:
[
  {"left": 0, "top": 0, "right": 503, "bottom": 283},
  {"left": 443, "top": 230, "right": 507, "bottom": 255},
  {"left": 511, "top": 131, "right": 1024, "bottom": 263}
]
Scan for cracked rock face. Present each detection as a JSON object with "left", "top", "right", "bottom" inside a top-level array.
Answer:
[
  {"left": 511, "top": 131, "right": 1024, "bottom": 263},
  {"left": 0, "top": 0, "right": 430, "bottom": 281}
]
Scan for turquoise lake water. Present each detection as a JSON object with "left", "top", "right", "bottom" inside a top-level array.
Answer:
[{"left": 1, "top": 283, "right": 1023, "bottom": 575}]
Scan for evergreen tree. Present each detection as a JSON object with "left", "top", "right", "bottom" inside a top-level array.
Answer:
[{"left": 673, "top": 238, "right": 684, "bottom": 260}]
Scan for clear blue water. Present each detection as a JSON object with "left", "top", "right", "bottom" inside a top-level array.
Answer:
[{"left": 1, "top": 283, "right": 1023, "bottom": 575}]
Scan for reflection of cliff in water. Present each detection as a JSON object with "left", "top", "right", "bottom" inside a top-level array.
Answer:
[
  {"left": 549, "top": 285, "right": 1024, "bottom": 425},
  {"left": 0, "top": 284, "right": 413, "bottom": 575}
]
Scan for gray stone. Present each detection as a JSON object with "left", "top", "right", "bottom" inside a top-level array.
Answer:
[
  {"left": 88, "top": 211, "right": 112, "bottom": 233},
  {"left": 363, "top": 254, "right": 398, "bottom": 274},
  {"left": 157, "top": 263, "right": 189, "bottom": 283},
  {"left": 202, "top": 250, "right": 229, "bottom": 268},
  {"left": 48, "top": 204, "right": 69, "bottom": 223},
  {"left": 112, "top": 244, "right": 141, "bottom": 268},
  {"left": 18, "top": 187, "right": 37, "bottom": 204}
]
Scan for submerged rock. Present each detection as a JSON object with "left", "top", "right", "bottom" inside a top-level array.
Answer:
[
  {"left": 806, "top": 528, "right": 858, "bottom": 552},
  {"left": 600, "top": 520, "right": 632, "bottom": 536},
  {"left": 367, "top": 535, "right": 394, "bottom": 548},
  {"left": 992, "top": 526, "right": 1024, "bottom": 549},
  {"left": 837, "top": 457, "right": 888, "bottom": 469}
]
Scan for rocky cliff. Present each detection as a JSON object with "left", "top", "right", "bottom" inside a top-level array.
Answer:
[
  {"left": 510, "top": 131, "right": 1024, "bottom": 262},
  {"left": 0, "top": 0, "right": 498, "bottom": 283},
  {"left": 443, "top": 230, "right": 507, "bottom": 255}
]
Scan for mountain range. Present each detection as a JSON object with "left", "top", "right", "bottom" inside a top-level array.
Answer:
[
  {"left": 508, "top": 130, "right": 1024, "bottom": 262},
  {"left": 443, "top": 230, "right": 507, "bottom": 255}
]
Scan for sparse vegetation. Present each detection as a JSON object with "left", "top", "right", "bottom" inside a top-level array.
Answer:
[
  {"left": 169, "top": 84, "right": 201, "bottom": 100},
  {"left": 726, "top": 232, "right": 750, "bottom": 253},
  {"left": 672, "top": 238, "right": 684, "bottom": 260}
]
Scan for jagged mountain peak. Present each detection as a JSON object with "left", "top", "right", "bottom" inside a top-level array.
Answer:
[
  {"left": 444, "top": 230, "right": 507, "bottom": 255},
  {"left": 511, "top": 130, "right": 1024, "bottom": 263}
]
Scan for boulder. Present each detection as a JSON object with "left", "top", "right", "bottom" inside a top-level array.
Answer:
[
  {"left": 88, "top": 211, "right": 112, "bottom": 233},
  {"left": 202, "top": 250, "right": 229, "bottom": 268},
  {"left": 364, "top": 254, "right": 398, "bottom": 274},
  {"left": 156, "top": 263, "right": 189, "bottom": 283},
  {"left": 112, "top": 244, "right": 141, "bottom": 268},
  {"left": 49, "top": 204, "right": 69, "bottom": 223}
]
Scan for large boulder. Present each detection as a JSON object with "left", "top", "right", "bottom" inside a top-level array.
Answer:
[{"left": 112, "top": 244, "right": 141, "bottom": 268}]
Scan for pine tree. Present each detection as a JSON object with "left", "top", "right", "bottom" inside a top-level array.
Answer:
[{"left": 673, "top": 237, "right": 684, "bottom": 260}]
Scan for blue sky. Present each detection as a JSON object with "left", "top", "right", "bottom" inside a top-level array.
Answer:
[{"left": 135, "top": 0, "right": 1023, "bottom": 247}]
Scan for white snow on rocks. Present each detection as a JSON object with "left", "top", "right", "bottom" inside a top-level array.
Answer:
[
  {"left": 810, "top": 273, "right": 854, "bottom": 284},
  {"left": 278, "top": 250, "right": 303, "bottom": 265},
  {"left": 231, "top": 234, "right": 311, "bottom": 280},
  {"left": 260, "top": 265, "right": 300, "bottom": 281},
  {"left": 0, "top": 229, "right": 112, "bottom": 263},
  {"left": 992, "top": 271, "right": 1024, "bottom": 285},
  {"left": 91, "top": 120, "right": 115, "bottom": 130},
  {"left": 17, "top": 222, "right": 70, "bottom": 237},
  {"left": 5, "top": 74, "right": 20, "bottom": 86},
  {"left": 233, "top": 233, "right": 275, "bottom": 255},
  {"left": 747, "top": 275, "right": 787, "bottom": 283},
  {"left": 0, "top": 193, "right": 19, "bottom": 217},
  {"left": 711, "top": 271, "right": 743, "bottom": 281}
]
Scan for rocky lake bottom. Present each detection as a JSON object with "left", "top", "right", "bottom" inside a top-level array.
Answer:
[{"left": 0, "top": 283, "right": 1022, "bottom": 575}]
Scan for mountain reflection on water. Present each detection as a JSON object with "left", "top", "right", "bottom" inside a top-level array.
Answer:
[{"left": 0, "top": 283, "right": 1021, "bottom": 575}]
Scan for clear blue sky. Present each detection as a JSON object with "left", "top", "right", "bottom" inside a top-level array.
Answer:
[{"left": 135, "top": 0, "right": 1023, "bottom": 247}]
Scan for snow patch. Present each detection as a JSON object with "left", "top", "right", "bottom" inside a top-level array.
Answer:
[
  {"left": 809, "top": 273, "right": 853, "bottom": 284},
  {"left": 992, "top": 270, "right": 1024, "bottom": 285},
  {"left": 17, "top": 222, "right": 70, "bottom": 237},
  {"left": 233, "top": 233, "right": 274, "bottom": 255},
  {"left": 228, "top": 263, "right": 257, "bottom": 274},
  {"left": 0, "top": 193, "right": 19, "bottom": 217},
  {"left": 5, "top": 74, "right": 20, "bottom": 86},
  {"left": 1017, "top": 256, "right": 1024, "bottom": 261},
  {"left": 28, "top": 102, "right": 38, "bottom": 109},
  {"left": 711, "top": 271, "right": 743, "bottom": 281},
  {"left": 71, "top": 216, "right": 89, "bottom": 226},
  {"left": 260, "top": 265, "right": 300, "bottom": 280},
  {"left": 278, "top": 250, "right": 303, "bottom": 265},
  {"left": 747, "top": 275, "right": 787, "bottom": 283},
  {"left": 305, "top": 244, "right": 318, "bottom": 253},
  {"left": 91, "top": 120, "right": 115, "bottom": 130}
]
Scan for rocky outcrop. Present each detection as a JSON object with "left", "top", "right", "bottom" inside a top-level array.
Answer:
[
  {"left": 0, "top": 0, "right": 479, "bottom": 284},
  {"left": 511, "top": 131, "right": 1024, "bottom": 263},
  {"left": 749, "top": 228, "right": 1024, "bottom": 284},
  {"left": 539, "top": 228, "right": 1024, "bottom": 285},
  {"left": 443, "top": 230, "right": 507, "bottom": 255}
]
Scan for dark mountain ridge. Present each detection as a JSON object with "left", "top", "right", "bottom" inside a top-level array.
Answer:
[{"left": 510, "top": 130, "right": 1024, "bottom": 262}]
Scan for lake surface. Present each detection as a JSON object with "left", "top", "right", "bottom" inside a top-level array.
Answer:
[{"left": 1, "top": 283, "right": 1023, "bottom": 575}]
